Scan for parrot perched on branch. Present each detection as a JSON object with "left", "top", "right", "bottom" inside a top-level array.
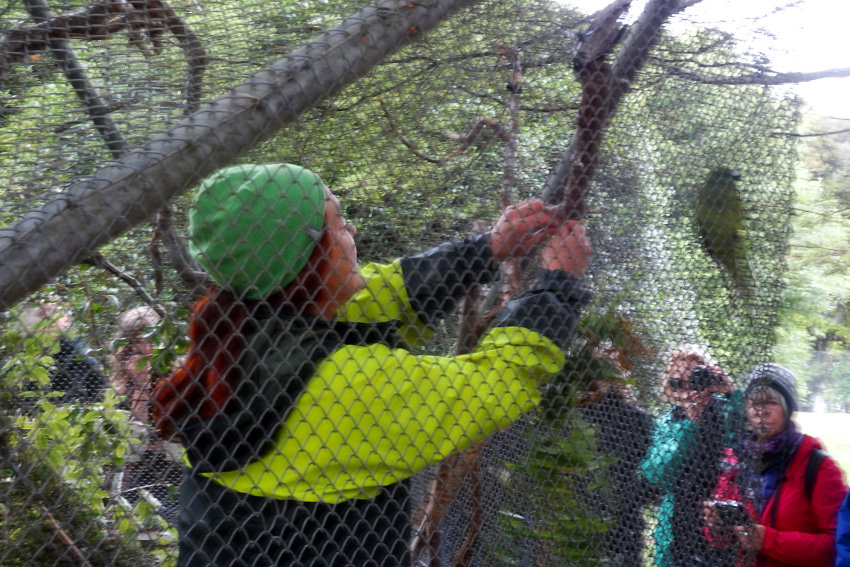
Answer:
[{"left": 694, "top": 167, "right": 755, "bottom": 298}]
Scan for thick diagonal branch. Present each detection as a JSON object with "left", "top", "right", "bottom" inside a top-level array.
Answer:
[
  {"left": 542, "top": 0, "right": 691, "bottom": 207},
  {"left": 0, "top": 0, "right": 481, "bottom": 309}
]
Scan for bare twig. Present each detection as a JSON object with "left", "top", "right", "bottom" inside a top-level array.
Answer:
[
  {"left": 379, "top": 100, "right": 444, "bottom": 164},
  {"left": 768, "top": 128, "right": 850, "bottom": 138},
  {"left": 39, "top": 505, "right": 93, "bottom": 567},
  {"left": 455, "top": 85, "right": 580, "bottom": 112},
  {"left": 381, "top": 100, "right": 509, "bottom": 164},
  {"left": 82, "top": 254, "right": 166, "bottom": 317},
  {"left": 659, "top": 64, "right": 850, "bottom": 86},
  {"left": 152, "top": 209, "right": 211, "bottom": 288}
]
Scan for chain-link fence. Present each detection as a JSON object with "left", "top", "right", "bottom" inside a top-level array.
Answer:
[{"left": 2, "top": 0, "right": 841, "bottom": 566}]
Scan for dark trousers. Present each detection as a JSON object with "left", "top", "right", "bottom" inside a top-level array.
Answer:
[{"left": 177, "top": 470, "right": 411, "bottom": 567}]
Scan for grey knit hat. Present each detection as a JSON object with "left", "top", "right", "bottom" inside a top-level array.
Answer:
[{"left": 745, "top": 363, "right": 799, "bottom": 415}]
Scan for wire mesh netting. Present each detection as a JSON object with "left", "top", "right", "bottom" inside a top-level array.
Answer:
[{"left": 2, "top": 0, "right": 843, "bottom": 566}]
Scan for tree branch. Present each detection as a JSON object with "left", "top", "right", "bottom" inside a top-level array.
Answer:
[
  {"left": 39, "top": 505, "right": 93, "bottom": 567},
  {"left": 0, "top": 0, "right": 482, "bottom": 309},
  {"left": 81, "top": 254, "right": 166, "bottom": 317},
  {"left": 455, "top": 85, "right": 580, "bottom": 112},
  {"left": 1, "top": 1, "right": 208, "bottom": 114},
  {"left": 769, "top": 127, "right": 850, "bottom": 138},
  {"left": 541, "top": 0, "right": 631, "bottom": 218},
  {"left": 661, "top": 65, "right": 850, "bottom": 86},
  {"left": 543, "top": 0, "right": 689, "bottom": 205},
  {"left": 381, "top": 100, "right": 509, "bottom": 164},
  {"left": 152, "top": 209, "right": 211, "bottom": 288},
  {"left": 23, "top": 0, "right": 129, "bottom": 159}
]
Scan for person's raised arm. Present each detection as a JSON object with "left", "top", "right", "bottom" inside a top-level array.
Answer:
[
  {"left": 400, "top": 198, "right": 562, "bottom": 326},
  {"left": 486, "top": 220, "right": 591, "bottom": 352}
]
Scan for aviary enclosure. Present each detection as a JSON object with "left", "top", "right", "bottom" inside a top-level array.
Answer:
[{"left": 0, "top": 0, "right": 811, "bottom": 565}]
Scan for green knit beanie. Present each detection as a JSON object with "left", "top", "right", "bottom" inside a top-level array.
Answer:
[{"left": 188, "top": 164, "right": 326, "bottom": 299}]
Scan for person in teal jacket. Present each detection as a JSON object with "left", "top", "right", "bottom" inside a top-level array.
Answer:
[
  {"left": 153, "top": 163, "right": 592, "bottom": 566},
  {"left": 640, "top": 346, "right": 739, "bottom": 567}
]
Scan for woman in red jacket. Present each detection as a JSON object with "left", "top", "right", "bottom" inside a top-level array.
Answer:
[{"left": 706, "top": 363, "right": 847, "bottom": 567}]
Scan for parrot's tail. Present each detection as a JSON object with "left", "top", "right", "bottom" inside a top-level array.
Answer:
[{"left": 733, "top": 253, "right": 759, "bottom": 303}]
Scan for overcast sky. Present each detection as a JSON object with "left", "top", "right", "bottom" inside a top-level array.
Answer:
[{"left": 561, "top": 0, "right": 850, "bottom": 118}]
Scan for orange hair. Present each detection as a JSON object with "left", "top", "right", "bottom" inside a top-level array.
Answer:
[{"left": 153, "top": 227, "right": 336, "bottom": 439}]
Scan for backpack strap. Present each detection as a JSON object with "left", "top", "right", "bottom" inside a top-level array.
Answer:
[{"left": 805, "top": 448, "right": 828, "bottom": 501}]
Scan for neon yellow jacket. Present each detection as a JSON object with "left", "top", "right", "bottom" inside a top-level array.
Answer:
[
  {"left": 178, "top": 234, "right": 587, "bottom": 506},
  {"left": 203, "top": 259, "right": 579, "bottom": 503}
]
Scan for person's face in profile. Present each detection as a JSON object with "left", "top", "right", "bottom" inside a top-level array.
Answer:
[{"left": 320, "top": 186, "right": 364, "bottom": 310}]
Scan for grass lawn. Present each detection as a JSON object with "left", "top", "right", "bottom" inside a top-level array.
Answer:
[{"left": 796, "top": 412, "right": 850, "bottom": 480}]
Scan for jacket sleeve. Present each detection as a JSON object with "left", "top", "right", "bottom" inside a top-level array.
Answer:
[
  {"left": 640, "top": 390, "right": 742, "bottom": 488},
  {"left": 760, "top": 455, "right": 847, "bottom": 566},
  {"left": 339, "top": 235, "right": 499, "bottom": 347},
  {"left": 640, "top": 410, "right": 699, "bottom": 487},
  {"left": 209, "top": 269, "right": 588, "bottom": 503},
  {"left": 837, "top": 491, "right": 850, "bottom": 567},
  {"left": 488, "top": 269, "right": 588, "bottom": 351},
  {"left": 399, "top": 234, "right": 498, "bottom": 326}
]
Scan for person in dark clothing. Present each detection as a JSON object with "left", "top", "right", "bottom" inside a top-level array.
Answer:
[
  {"left": 20, "top": 299, "right": 106, "bottom": 404},
  {"left": 580, "top": 381, "right": 656, "bottom": 566},
  {"left": 151, "top": 163, "right": 591, "bottom": 567},
  {"left": 50, "top": 337, "right": 107, "bottom": 404}
]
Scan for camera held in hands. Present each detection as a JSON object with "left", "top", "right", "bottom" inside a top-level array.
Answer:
[
  {"left": 711, "top": 500, "right": 751, "bottom": 527},
  {"left": 669, "top": 365, "right": 722, "bottom": 391}
]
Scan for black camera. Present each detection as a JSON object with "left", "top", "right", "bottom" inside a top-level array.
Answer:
[
  {"left": 669, "top": 365, "right": 720, "bottom": 391},
  {"left": 712, "top": 500, "right": 750, "bottom": 527},
  {"left": 689, "top": 365, "right": 720, "bottom": 390}
]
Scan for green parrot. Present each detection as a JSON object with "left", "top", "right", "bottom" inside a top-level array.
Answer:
[{"left": 694, "top": 167, "right": 755, "bottom": 298}]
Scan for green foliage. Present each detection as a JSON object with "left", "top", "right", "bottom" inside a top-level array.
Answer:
[
  {"left": 490, "top": 408, "right": 617, "bottom": 566},
  {"left": 0, "top": 312, "right": 177, "bottom": 567},
  {"left": 541, "top": 303, "right": 649, "bottom": 409},
  {"left": 489, "top": 306, "right": 646, "bottom": 564},
  {"left": 775, "top": 116, "right": 850, "bottom": 411}
]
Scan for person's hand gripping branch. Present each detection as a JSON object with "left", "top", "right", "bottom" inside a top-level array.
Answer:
[
  {"left": 489, "top": 198, "right": 565, "bottom": 263},
  {"left": 487, "top": 217, "right": 591, "bottom": 353},
  {"left": 540, "top": 220, "right": 592, "bottom": 277}
]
